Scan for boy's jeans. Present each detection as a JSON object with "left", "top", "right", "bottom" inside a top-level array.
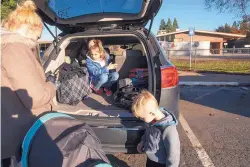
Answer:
[{"left": 92, "top": 72, "right": 119, "bottom": 89}]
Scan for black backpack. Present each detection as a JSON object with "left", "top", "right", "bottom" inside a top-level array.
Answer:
[
  {"left": 113, "top": 86, "right": 140, "bottom": 111},
  {"left": 20, "top": 113, "right": 112, "bottom": 167},
  {"left": 56, "top": 62, "right": 92, "bottom": 105},
  {"left": 113, "top": 78, "right": 148, "bottom": 111}
]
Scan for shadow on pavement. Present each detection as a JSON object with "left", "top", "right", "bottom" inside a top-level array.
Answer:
[
  {"left": 180, "top": 86, "right": 250, "bottom": 118},
  {"left": 1, "top": 87, "right": 60, "bottom": 166}
]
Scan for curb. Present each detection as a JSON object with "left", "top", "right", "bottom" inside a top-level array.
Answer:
[
  {"left": 178, "top": 70, "right": 250, "bottom": 76},
  {"left": 179, "top": 81, "right": 250, "bottom": 86}
]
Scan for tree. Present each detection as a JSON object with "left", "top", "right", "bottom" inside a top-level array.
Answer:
[
  {"left": 205, "top": 0, "right": 250, "bottom": 18},
  {"left": 215, "top": 24, "right": 231, "bottom": 33},
  {"left": 165, "top": 18, "right": 173, "bottom": 33},
  {"left": 205, "top": 0, "right": 250, "bottom": 35},
  {"left": 232, "top": 21, "right": 238, "bottom": 28},
  {"left": 1, "top": 0, "right": 17, "bottom": 20},
  {"left": 239, "top": 19, "right": 250, "bottom": 34},
  {"left": 215, "top": 25, "right": 225, "bottom": 32},
  {"left": 159, "top": 19, "right": 166, "bottom": 30},
  {"left": 216, "top": 21, "right": 250, "bottom": 34},
  {"left": 224, "top": 23, "right": 231, "bottom": 33},
  {"left": 173, "top": 18, "right": 179, "bottom": 31},
  {"left": 231, "top": 26, "right": 240, "bottom": 34},
  {"left": 231, "top": 21, "right": 240, "bottom": 34}
]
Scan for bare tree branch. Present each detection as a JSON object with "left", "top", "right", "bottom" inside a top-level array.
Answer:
[{"left": 205, "top": 0, "right": 250, "bottom": 18}]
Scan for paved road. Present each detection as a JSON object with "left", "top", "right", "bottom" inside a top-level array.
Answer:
[{"left": 108, "top": 86, "right": 250, "bottom": 167}]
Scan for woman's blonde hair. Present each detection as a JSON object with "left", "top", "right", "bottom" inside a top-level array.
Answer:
[
  {"left": 88, "top": 39, "right": 106, "bottom": 60},
  {"left": 3, "top": 0, "right": 43, "bottom": 36},
  {"left": 131, "top": 90, "right": 159, "bottom": 118}
]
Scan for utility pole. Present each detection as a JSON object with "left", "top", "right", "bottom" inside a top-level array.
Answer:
[{"left": 188, "top": 28, "right": 195, "bottom": 70}]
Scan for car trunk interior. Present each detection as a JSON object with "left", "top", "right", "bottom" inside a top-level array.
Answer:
[{"left": 48, "top": 35, "right": 150, "bottom": 117}]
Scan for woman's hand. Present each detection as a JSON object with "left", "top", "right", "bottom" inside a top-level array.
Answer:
[
  {"left": 137, "top": 141, "right": 144, "bottom": 153},
  {"left": 107, "top": 63, "right": 118, "bottom": 70},
  {"left": 52, "top": 97, "right": 58, "bottom": 106}
]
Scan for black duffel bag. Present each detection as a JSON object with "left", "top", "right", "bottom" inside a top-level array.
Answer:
[{"left": 56, "top": 62, "right": 92, "bottom": 105}]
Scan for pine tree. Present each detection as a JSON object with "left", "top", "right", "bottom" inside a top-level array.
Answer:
[
  {"left": 159, "top": 19, "right": 166, "bottom": 30},
  {"left": 173, "top": 18, "right": 179, "bottom": 31},
  {"left": 215, "top": 19, "right": 249, "bottom": 34},
  {"left": 224, "top": 23, "right": 231, "bottom": 33},
  {"left": 165, "top": 18, "right": 173, "bottom": 33},
  {"left": 215, "top": 25, "right": 225, "bottom": 32},
  {"left": 232, "top": 21, "right": 238, "bottom": 28},
  {"left": 231, "top": 21, "right": 240, "bottom": 34}
]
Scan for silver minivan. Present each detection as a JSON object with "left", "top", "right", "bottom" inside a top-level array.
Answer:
[{"left": 35, "top": 0, "right": 179, "bottom": 153}]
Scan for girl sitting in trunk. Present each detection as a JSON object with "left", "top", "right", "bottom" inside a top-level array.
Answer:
[{"left": 86, "top": 39, "right": 119, "bottom": 96}]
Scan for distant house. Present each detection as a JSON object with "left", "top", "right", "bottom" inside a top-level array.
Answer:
[
  {"left": 38, "top": 40, "right": 52, "bottom": 58},
  {"left": 38, "top": 40, "right": 52, "bottom": 51},
  {"left": 156, "top": 30, "right": 246, "bottom": 54}
]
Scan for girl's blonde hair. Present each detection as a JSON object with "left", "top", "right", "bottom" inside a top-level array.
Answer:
[
  {"left": 3, "top": 0, "right": 43, "bottom": 36},
  {"left": 88, "top": 39, "right": 106, "bottom": 60}
]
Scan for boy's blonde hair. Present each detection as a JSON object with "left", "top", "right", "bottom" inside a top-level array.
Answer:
[
  {"left": 88, "top": 39, "right": 106, "bottom": 60},
  {"left": 132, "top": 90, "right": 158, "bottom": 118},
  {"left": 3, "top": 0, "right": 43, "bottom": 36}
]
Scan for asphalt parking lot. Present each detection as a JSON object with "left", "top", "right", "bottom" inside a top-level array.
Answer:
[{"left": 108, "top": 86, "right": 250, "bottom": 167}]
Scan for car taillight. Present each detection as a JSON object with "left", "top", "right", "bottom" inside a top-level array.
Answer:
[{"left": 161, "top": 66, "right": 179, "bottom": 88}]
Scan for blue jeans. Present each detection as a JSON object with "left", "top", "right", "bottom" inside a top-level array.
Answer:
[{"left": 92, "top": 72, "right": 119, "bottom": 89}]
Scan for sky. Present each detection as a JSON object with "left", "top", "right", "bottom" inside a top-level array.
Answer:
[{"left": 40, "top": 0, "right": 240, "bottom": 41}]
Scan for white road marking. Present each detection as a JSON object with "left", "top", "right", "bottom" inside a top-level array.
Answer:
[
  {"left": 194, "top": 87, "right": 224, "bottom": 101},
  {"left": 179, "top": 114, "right": 215, "bottom": 167},
  {"left": 241, "top": 87, "right": 249, "bottom": 91},
  {"left": 179, "top": 81, "right": 239, "bottom": 86}
]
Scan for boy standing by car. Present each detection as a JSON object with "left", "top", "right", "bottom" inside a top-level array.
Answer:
[{"left": 132, "top": 90, "right": 180, "bottom": 167}]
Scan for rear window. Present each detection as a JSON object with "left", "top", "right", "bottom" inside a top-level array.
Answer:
[
  {"left": 106, "top": 45, "right": 125, "bottom": 56},
  {"left": 48, "top": 0, "right": 144, "bottom": 19}
]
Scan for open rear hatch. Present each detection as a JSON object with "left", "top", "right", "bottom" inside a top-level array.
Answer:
[
  {"left": 34, "top": 0, "right": 162, "bottom": 33},
  {"left": 34, "top": 1, "right": 161, "bottom": 152}
]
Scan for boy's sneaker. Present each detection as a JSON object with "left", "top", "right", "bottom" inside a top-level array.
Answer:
[
  {"left": 90, "top": 84, "right": 103, "bottom": 95},
  {"left": 104, "top": 88, "right": 113, "bottom": 97}
]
